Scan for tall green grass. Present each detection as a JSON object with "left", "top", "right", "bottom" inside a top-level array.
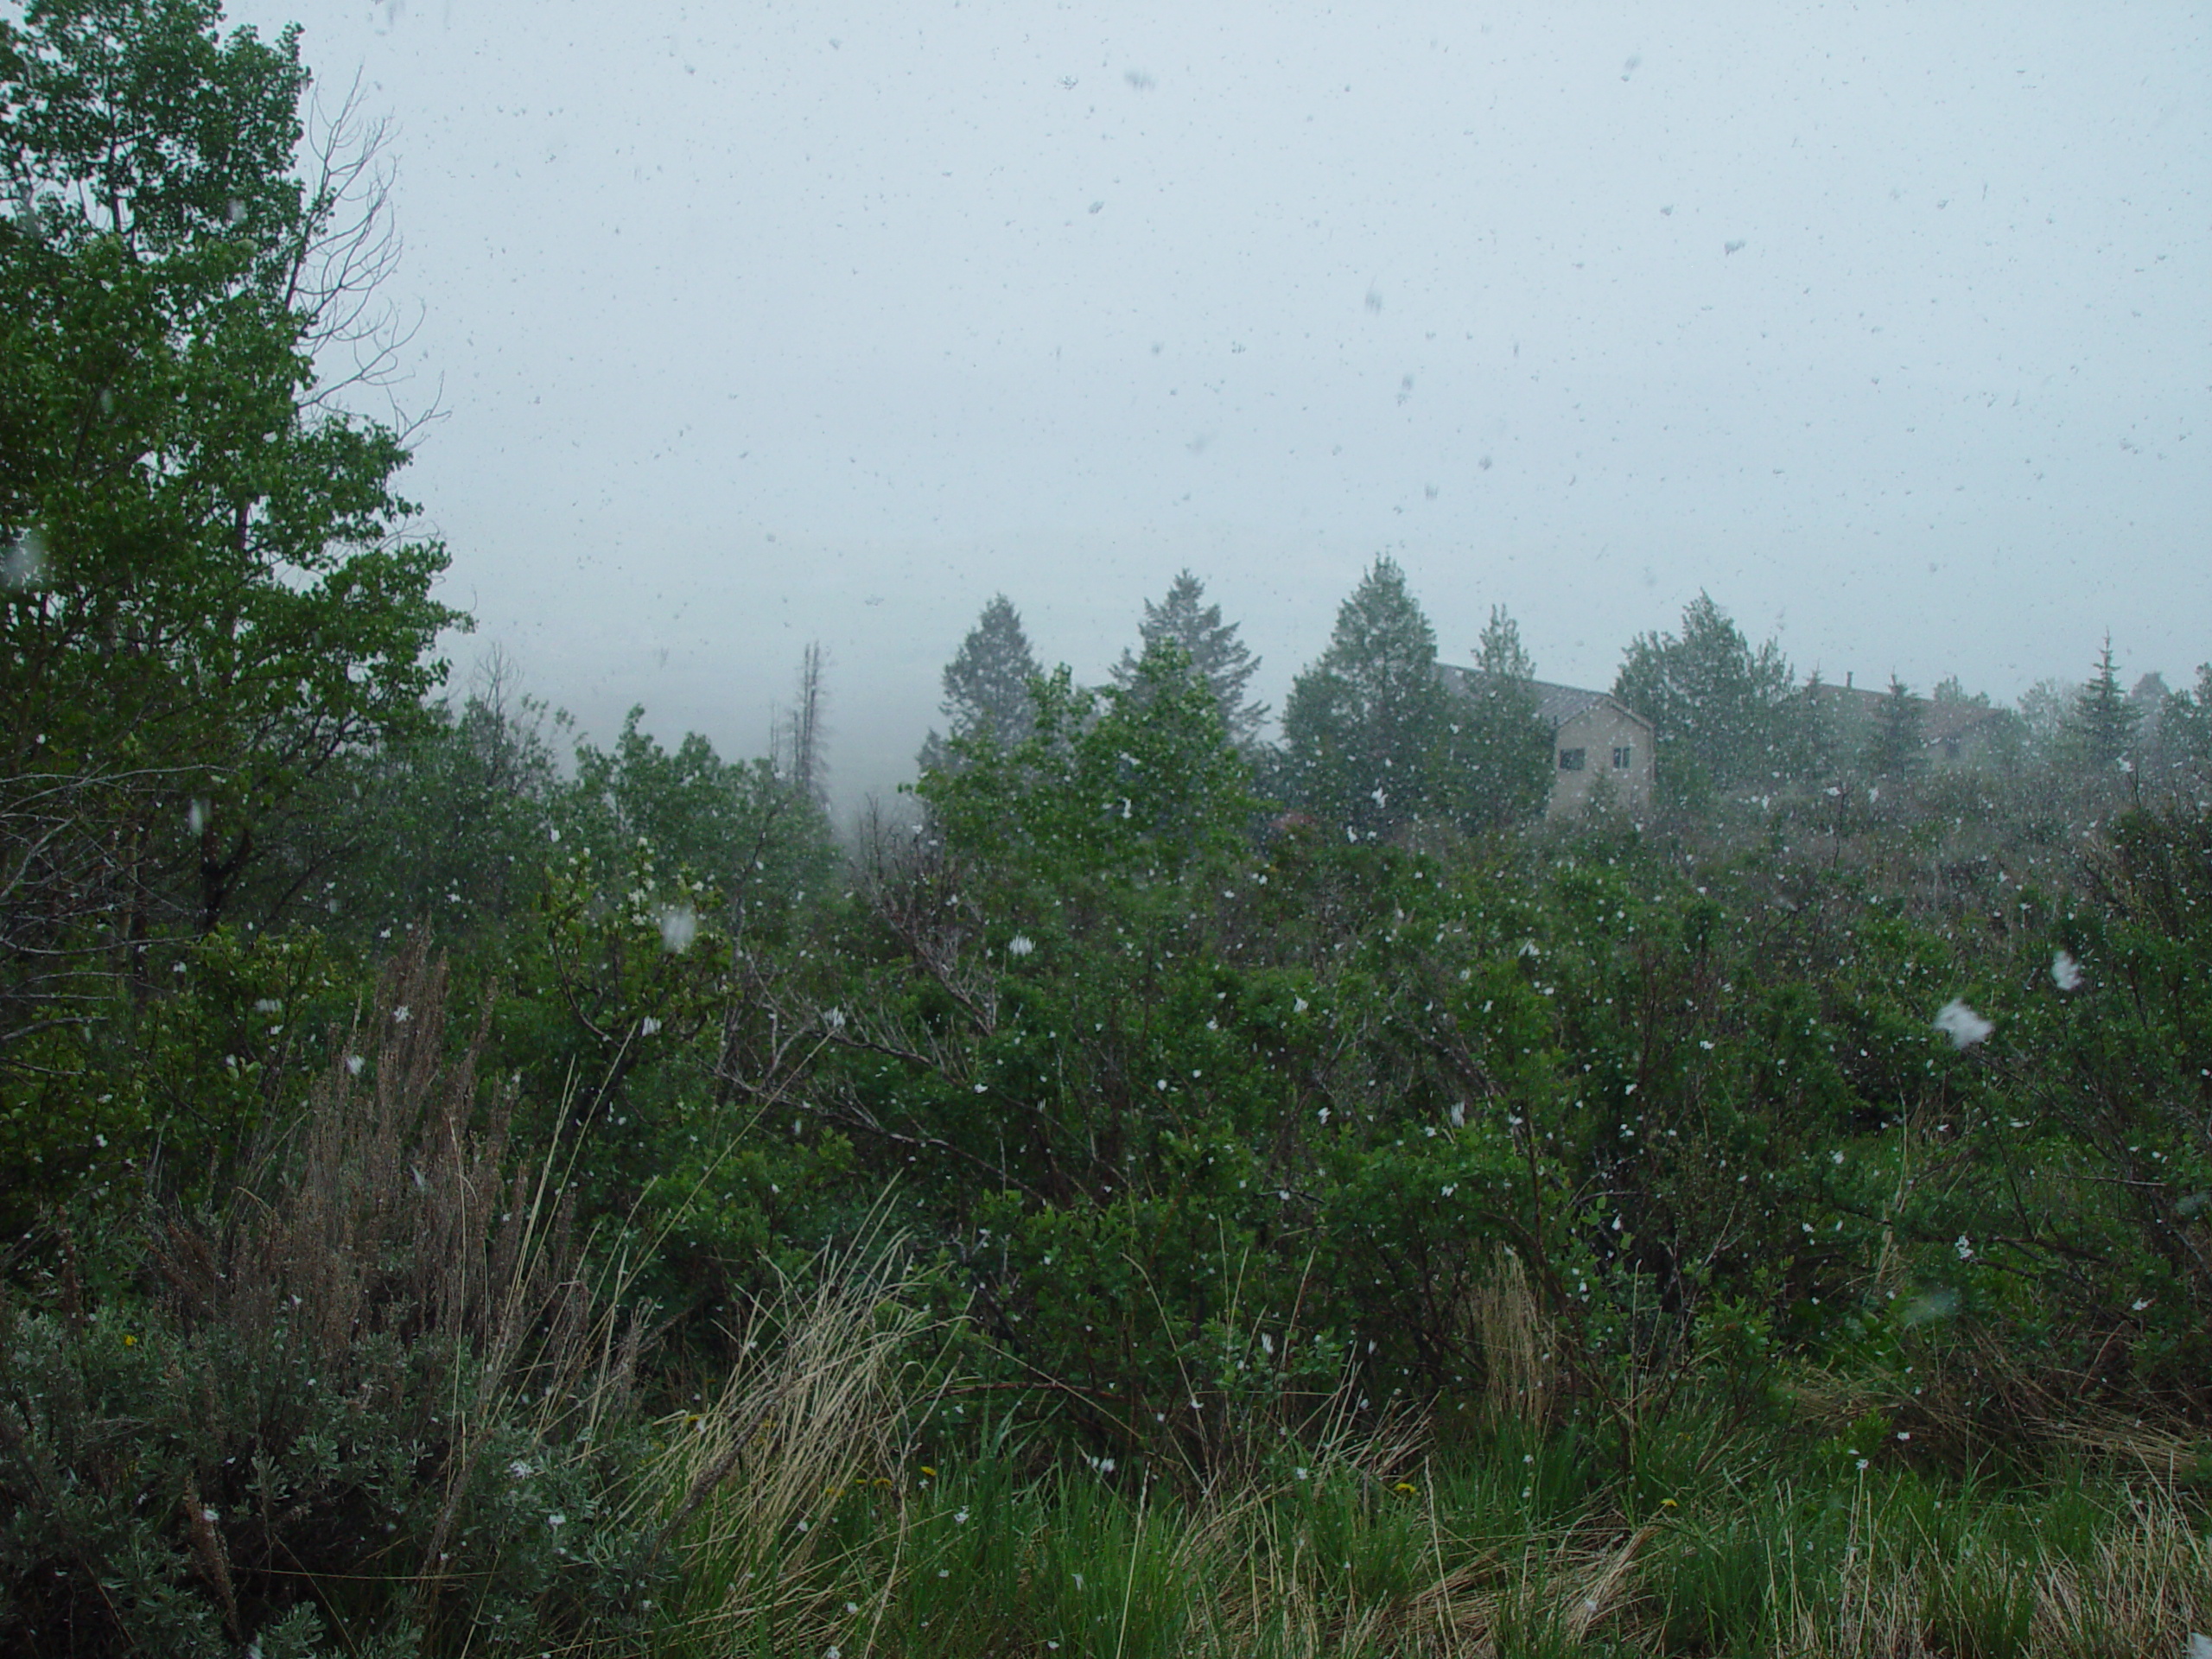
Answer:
[{"left": 649, "top": 1350, "right": 2212, "bottom": 1659}]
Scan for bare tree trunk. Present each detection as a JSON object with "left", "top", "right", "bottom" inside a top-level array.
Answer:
[{"left": 787, "top": 641, "right": 829, "bottom": 810}]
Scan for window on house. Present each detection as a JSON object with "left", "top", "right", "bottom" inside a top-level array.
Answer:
[
  {"left": 1612, "top": 745, "right": 1632, "bottom": 769},
  {"left": 1558, "top": 747, "right": 1586, "bottom": 771}
]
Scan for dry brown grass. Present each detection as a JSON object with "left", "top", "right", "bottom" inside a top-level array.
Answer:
[
  {"left": 647, "top": 1229, "right": 939, "bottom": 1652},
  {"left": 1471, "top": 1246, "right": 1557, "bottom": 1433}
]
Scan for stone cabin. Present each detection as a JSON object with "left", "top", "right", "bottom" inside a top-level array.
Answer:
[{"left": 1440, "top": 669, "right": 1657, "bottom": 818}]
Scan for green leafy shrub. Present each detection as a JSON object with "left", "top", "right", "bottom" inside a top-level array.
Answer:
[{"left": 0, "top": 938, "right": 663, "bottom": 1656}]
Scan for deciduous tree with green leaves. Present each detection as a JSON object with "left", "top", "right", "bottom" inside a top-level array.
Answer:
[
  {"left": 531, "top": 701, "right": 836, "bottom": 976},
  {"left": 1, "top": 0, "right": 463, "bottom": 1021},
  {"left": 0, "top": 0, "right": 465, "bottom": 1195}
]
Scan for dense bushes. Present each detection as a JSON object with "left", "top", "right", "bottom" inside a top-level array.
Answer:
[
  {"left": 5, "top": 636, "right": 2210, "bottom": 1650},
  {"left": 1, "top": 943, "right": 664, "bottom": 1656}
]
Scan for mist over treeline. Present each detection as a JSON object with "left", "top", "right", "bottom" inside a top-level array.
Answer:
[{"left": 435, "top": 556, "right": 2206, "bottom": 879}]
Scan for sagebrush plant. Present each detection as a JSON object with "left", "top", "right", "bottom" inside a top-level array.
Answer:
[{"left": 0, "top": 937, "right": 663, "bottom": 1657}]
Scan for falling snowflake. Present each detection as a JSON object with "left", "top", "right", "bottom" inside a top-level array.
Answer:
[
  {"left": 658, "top": 905, "right": 698, "bottom": 952},
  {"left": 1007, "top": 934, "right": 1035, "bottom": 958},
  {"left": 2050, "top": 950, "right": 2082, "bottom": 991},
  {"left": 1932, "top": 999, "right": 1993, "bottom": 1048}
]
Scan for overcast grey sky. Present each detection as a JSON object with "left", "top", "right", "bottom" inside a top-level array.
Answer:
[{"left": 229, "top": 0, "right": 2210, "bottom": 806}]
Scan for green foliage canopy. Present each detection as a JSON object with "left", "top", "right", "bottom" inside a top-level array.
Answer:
[
  {"left": 1613, "top": 593, "right": 1810, "bottom": 804},
  {"left": 1281, "top": 557, "right": 1459, "bottom": 838},
  {"left": 0, "top": 0, "right": 463, "bottom": 999},
  {"left": 1110, "top": 569, "right": 1268, "bottom": 752},
  {"left": 1863, "top": 677, "right": 1927, "bottom": 779},
  {"left": 1443, "top": 606, "right": 1554, "bottom": 830},
  {"left": 917, "top": 592, "right": 1040, "bottom": 773}
]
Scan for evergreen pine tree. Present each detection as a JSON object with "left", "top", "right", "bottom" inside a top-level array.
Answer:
[
  {"left": 917, "top": 594, "right": 1041, "bottom": 773},
  {"left": 2069, "top": 636, "right": 2142, "bottom": 773},
  {"left": 2157, "top": 664, "right": 2212, "bottom": 778},
  {"left": 1614, "top": 593, "right": 1808, "bottom": 804},
  {"left": 1281, "top": 558, "right": 1453, "bottom": 837},
  {"left": 1446, "top": 607, "right": 1553, "bottom": 828},
  {"left": 1109, "top": 570, "right": 1268, "bottom": 749},
  {"left": 1863, "top": 677, "right": 1927, "bottom": 779}
]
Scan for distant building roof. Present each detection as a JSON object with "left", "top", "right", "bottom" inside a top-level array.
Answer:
[
  {"left": 1805, "top": 677, "right": 2013, "bottom": 751},
  {"left": 1804, "top": 679, "right": 1892, "bottom": 720},
  {"left": 1925, "top": 702, "right": 2011, "bottom": 745},
  {"left": 1439, "top": 668, "right": 1653, "bottom": 734}
]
